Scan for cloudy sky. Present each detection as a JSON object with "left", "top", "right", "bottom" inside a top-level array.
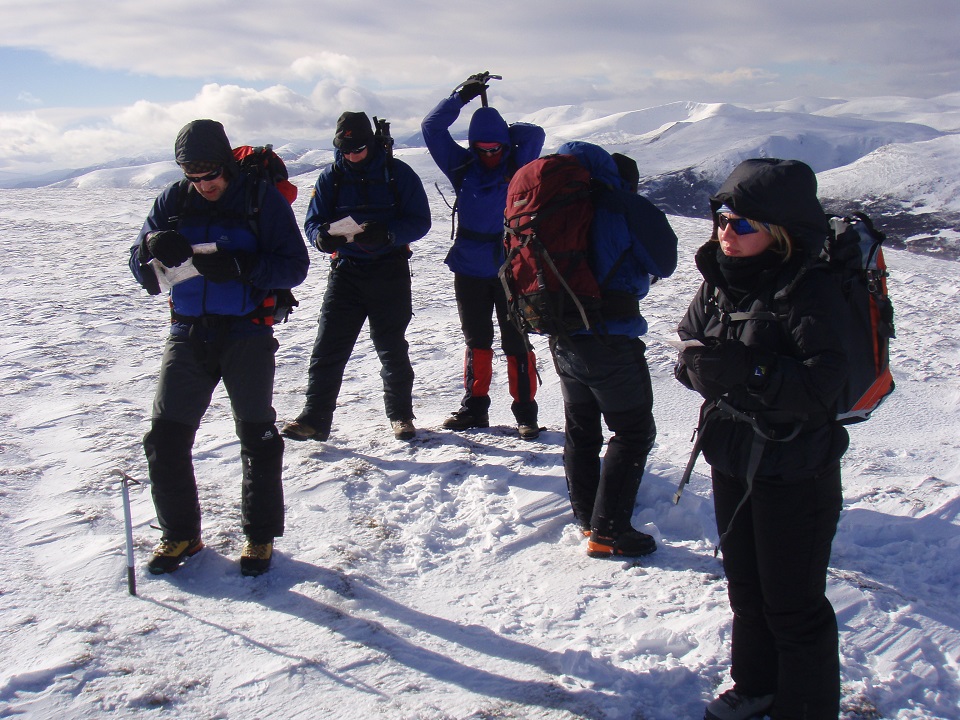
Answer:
[{"left": 1, "top": 0, "right": 958, "bottom": 178}]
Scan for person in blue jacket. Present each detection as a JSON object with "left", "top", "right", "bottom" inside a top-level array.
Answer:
[
  {"left": 551, "top": 141, "right": 679, "bottom": 558},
  {"left": 421, "top": 72, "right": 545, "bottom": 440},
  {"left": 129, "top": 119, "right": 310, "bottom": 576},
  {"left": 281, "top": 112, "right": 431, "bottom": 443}
]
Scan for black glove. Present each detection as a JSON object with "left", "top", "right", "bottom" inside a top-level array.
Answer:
[
  {"left": 192, "top": 251, "right": 253, "bottom": 283},
  {"left": 354, "top": 221, "right": 391, "bottom": 250},
  {"left": 142, "top": 230, "right": 193, "bottom": 268},
  {"left": 456, "top": 72, "right": 489, "bottom": 104},
  {"left": 138, "top": 262, "right": 161, "bottom": 295},
  {"left": 316, "top": 223, "right": 347, "bottom": 254},
  {"left": 681, "top": 339, "right": 774, "bottom": 394}
]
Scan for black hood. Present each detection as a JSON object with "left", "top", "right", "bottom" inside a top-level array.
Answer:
[
  {"left": 174, "top": 119, "right": 238, "bottom": 176},
  {"left": 710, "top": 158, "right": 830, "bottom": 253}
]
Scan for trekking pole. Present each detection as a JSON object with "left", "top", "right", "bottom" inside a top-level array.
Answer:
[{"left": 112, "top": 469, "right": 140, "bottom": 596}]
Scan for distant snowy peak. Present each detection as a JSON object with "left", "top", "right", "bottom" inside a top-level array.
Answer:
[
  {"left": 21, "top": 95, "right": 960, "bottom": 256},
  {"left": 819, "top": 134, "right": 960, "bottom": 212}
]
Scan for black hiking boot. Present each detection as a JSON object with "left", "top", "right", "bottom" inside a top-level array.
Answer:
[
  {"left": 442, "top": 409, "right": 489, "bottom": 430},
  {"left": 517, "top": 423, "right": 541, "bottom": 440}
]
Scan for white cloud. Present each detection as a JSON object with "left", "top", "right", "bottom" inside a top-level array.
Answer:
[
  {"left": 0, "top": 0, "right": 957, "bottom": 177},
  {"left": 0, "top": 0, "right": 956, "bottom": 106}
]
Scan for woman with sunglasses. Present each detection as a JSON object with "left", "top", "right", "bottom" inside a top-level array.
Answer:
[{"left": 674, "top": 159, "right": 849, "bottom": 720}]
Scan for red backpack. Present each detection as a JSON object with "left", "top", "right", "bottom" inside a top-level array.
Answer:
[
  {"left": 233, "top": 144, "right": 298, "bottom": 205},
  {"left": 499, "top": 154, "right": 597, "bottom": 335}
]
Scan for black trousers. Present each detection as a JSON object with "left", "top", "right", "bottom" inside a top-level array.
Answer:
[
  {"left": 145, "top": 328, "right": 284, "bottom": 542},
  {"left": 301, "top": 253, "right": 415, "bottom": 429},
  {"left": 550, "top": 334, "right": 656, "bottom": 533},
  {"left": 713, "top": 460, "right": 843, "bottom": 720},
  {"left": 454, "top": 273, "right": 537, "bottom": 422}
]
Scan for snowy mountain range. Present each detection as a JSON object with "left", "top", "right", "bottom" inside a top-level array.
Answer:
[{"left": 19, "top": 93, "right": 960, "bottom": 259}]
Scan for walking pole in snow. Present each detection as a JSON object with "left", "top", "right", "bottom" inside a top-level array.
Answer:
[{"left": 112, "top": 469, "right": 140, "bottom": 596}]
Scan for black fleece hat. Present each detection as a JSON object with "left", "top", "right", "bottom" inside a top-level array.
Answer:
[
  {"left": 711, "top": 158, "right": 830, "bottom": 252},
  {"left": 612, "top": 152, "right": 640, "bottom": 192},
  {"left": 174, "top": 119, "right": 237, "bottom": 176},
  {"left": 333, "top": 112, "right": 374, "bottom": 152}
]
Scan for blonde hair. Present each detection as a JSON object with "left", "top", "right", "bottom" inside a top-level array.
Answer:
[{"left": 748, "top": 220, "right": 794, "bottom": 260}]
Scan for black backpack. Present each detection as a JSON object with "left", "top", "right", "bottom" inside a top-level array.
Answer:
[{"left": 823, "top": 212, "right": 895, "bottom": 423}]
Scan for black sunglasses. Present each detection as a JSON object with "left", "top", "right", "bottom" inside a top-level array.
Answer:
[
  {"left": 184, "top": 166, "right": 224, "bottom": 184},
  {"left": 475, "top": 145, "right": 504, "bottom": 155},
  {"left": 343, "top": 145, "right": 367, "bottom": 156}
]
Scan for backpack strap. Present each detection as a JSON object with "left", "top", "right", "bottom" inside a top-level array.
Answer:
[
  {"left": 704, "top": 285, "right": 787, "bottom": 326},
  {"left": 330, "top": 155, "right": 401, "bottom": 215},
  {"left": 447, "top": 155, "right": 516, "bottom": 242}
]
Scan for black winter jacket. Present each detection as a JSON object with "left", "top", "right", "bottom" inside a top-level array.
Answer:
[
  {"left": 676, "top": 245, "right": 849, "bottom": 478},
  {"left": 675, "top": 159, "right": 849, "bottom": 479}
]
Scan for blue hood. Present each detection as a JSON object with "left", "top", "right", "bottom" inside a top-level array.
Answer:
[
  {"left": 557, "top": 141, "right": 622, "bottom": 189},
  {"left": 468, "top": 107, "right": 510, "bottom": 146}
]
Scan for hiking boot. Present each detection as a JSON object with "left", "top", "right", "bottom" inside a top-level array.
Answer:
[
  {"left": 587, "top": 529, "right": 657, "bottom": 558},
  {"left": 518, "top": 423, "right": 540, "bottom": 441},
  {"left": 147, "top": 537, "right": 204, "bottom": 574},
  {"left": 704, "top": 688, "right": 774, "bottom": 720},
  {"left": 240, "top": 539, "right": 273, "bottom": 577},
  {"left": 392, "top": 418, "right": 417, "bottom": 440},
  {"left": 442, "top": 410, "right": 489, "bottom": 430},
  {"left": 280, "top": 419, "right": 329, "bottom": 442}
]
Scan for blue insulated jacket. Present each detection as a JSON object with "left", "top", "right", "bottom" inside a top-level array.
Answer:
[
  {"left": 129, "top": 174, "right": 309, "bottom": 330},
  {"left": 557, "top": 141, "right": 678, "bottom": 337},
  {"left": 422, "top": 93, "right": 545, "bottom": 278},
  {"left": 303, "top": 144, "right": 430, "bottom": 260}
]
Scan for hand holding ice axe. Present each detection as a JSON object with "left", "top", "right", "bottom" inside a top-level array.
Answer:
[{"left": 455, "top": 71, "right": 502, "bottom": 107}]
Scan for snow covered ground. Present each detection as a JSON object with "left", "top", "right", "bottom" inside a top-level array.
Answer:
[{"left": 1, "top": 151, "right": 958, "bottom": 719}]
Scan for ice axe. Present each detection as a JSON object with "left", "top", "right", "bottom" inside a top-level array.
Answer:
[
  {"left": 111, "top": 469, "right": 142, "bottom": 596},
  {"left": 479, "top": 73, "right": 502, "bottom": 107}
]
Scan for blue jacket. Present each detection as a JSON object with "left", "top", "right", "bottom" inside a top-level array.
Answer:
[
  {"left": 556, "top": 141, "right": 678, "bottom": 337},
  {"left": 422, "top": 94, "right": 545, "bottom": 278},
  {"left": 303, "top": 144, "right": 430, "bottom": 260},
  {"left": 129, "top": 174, "right": 309, "bottom": 333}
]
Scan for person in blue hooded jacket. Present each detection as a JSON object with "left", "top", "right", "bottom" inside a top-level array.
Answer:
[
  {"left": 129, "top": 118, "right": 310, "bottom": 577},
  {"left": 551, "top": 141, "right": 678, "bottom": 559},
  {"left": 421, "top": 72, "right": 546, "bottom": 439},
  {"left": 281, "top": 111, "right": 431, "bottom": 444}
]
